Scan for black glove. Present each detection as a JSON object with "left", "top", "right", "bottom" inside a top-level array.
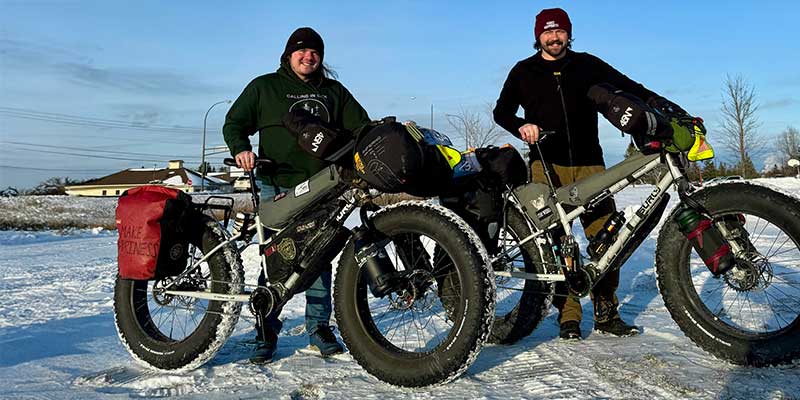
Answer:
[
  {"left": 588, "top": 84, "right": 672, "bottom": 139},
  {"left": 282, "top": 109, "right": 346, "bottom": 160}
]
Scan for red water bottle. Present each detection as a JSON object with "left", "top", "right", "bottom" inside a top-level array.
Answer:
[{"left": 673, "top": 205, "right": 735, "bottom": 275}]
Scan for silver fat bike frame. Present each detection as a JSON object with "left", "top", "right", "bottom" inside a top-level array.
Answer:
[
  {"left": 490, "top": 147, "right": 685, "bottom": 290},
  {"left": 154, "top": 165, "right": 362, "bottom": 306}
]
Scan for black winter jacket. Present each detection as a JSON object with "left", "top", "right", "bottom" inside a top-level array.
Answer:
[{"left": 493, "top": 50, "right": 660, "bottom": 166}]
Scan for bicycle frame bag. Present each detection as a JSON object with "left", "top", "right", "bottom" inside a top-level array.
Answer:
[
  {"left": 262, "top": 203, "right": 350, "bottom": 293},
  {"left": 116, "top": 185, "right": 193, "bottom": 280}
]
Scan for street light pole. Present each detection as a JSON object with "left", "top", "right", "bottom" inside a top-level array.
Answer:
[
  {"left": 430, "top": 103, "right": 434, "bottom": 130},
  {"left": 201, "top": 99, "right": 231, "bottom": 192},
  {"left": 410, "top": 96, "right": 434, "bottom": 129}
]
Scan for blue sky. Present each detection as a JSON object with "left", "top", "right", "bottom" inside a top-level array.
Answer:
[{"left": 1, "top": 1, "right": 798, "bottom": 189}]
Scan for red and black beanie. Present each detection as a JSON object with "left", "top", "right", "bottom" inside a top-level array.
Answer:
[{"left": 534, "top": 8, "right": 572, "bottom": 39}]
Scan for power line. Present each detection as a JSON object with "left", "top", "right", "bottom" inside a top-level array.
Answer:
[
  {"left": 7, "top": 146, "right": 168, "bottom": 162},
  {"left": 1, "top": 140, "right": 201, "bottom": 159},
  {"left": 0, "top": 107, "right": 214, "bottom": 134},
  {"left": 0, "top": 112, "right": 202, "bottom": 134},
  {"left": 6, "top": 145, "right": 227, "bottom": 163},
  {"left": 0, "top": 164, "right": 112, "bottom": 172},
  {"left": 0, "top": 107, "right": 204, "bottom": 131},
  {"left": 0, "top": 131, "right": 208, "bottom": 146},
  {"left": 0, "top": 107, "right": 201, "bottom": 129}
]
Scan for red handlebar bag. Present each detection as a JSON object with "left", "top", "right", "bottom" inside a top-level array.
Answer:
[{"left": 116, "top": 185, "right": 193, "bottom": 280}]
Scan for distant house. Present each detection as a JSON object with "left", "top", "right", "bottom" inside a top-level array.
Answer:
[
  {"left": 207, "top": 166, "right": 251, "bottom": 192},
  {"left": 64, "top": 160, "right": 232, "bottom": 197}
]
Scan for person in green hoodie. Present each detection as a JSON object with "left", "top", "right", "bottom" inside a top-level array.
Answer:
[{"left": 223, "top": 27, "right": 370, "bottom": 364}]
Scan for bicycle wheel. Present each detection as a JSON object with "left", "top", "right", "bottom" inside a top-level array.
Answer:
[
  {"left": 113, "top": 218, "right": 244, "bottom": 370},
  {"left": 490, "top": 205, "right": 554, "bottom": 344},
  {"left": 656, "top": 183, "right": 800, "bottom": 365},
  {"left": 334, "top": 202, "right": 494, "bottom": 387}
]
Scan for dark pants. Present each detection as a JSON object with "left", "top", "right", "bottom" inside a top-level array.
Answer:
[
  {"left": 530, "top": 161, "right": 621, "bottom": 324},
  {"left": 257, "top": 184, "right": 333, "bottom": 339}
]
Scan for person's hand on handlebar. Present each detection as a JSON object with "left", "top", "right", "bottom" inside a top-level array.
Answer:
[
  {"left": 518, "top": 123, "right": 541, "bottom": 144},
  {"left": 235, "top": 150, "right": 256, "bottom": 171}
]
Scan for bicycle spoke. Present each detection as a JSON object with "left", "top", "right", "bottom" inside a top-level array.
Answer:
[{"left": 762, "top": 290, "right": 792, "bottom": 329}]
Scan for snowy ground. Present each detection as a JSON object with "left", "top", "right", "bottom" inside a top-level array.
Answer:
[{"left": 1, "top": 178, "right": 800, "bottom": 399}]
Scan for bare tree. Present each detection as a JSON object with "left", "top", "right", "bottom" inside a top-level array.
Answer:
[
  {"left": 719, "top": 74, "right": 763, "bottom": 177},
  {"left": 446, "top": 103, "right": 506, "bottom": 148},
  {"left": 27, "top": 176, "right": 84, "bottom": 195},
  {"left": 776, "top": 126, "right": 800, "bottom": 165}
]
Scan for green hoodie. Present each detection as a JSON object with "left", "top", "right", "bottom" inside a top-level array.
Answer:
[{"left": 223, "top": 63, "right": 370, "bottom": 188}]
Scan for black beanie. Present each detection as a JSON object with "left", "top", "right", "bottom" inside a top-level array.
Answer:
[{"left": 281, "top": 27, "right": 324, "bottom": 61}]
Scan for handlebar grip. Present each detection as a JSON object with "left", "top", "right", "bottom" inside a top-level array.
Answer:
[
  {"left": 222, "top": 157, "right": 278, "bottom": 170},
  {"left": 538, "top": 130, "right": 556, "bottom": 142}
]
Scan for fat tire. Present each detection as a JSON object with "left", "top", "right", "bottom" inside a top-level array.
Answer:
[
  {"left": 113, "top": 218, "right": 244, "bottom": 371},
  {"left": 489, "top": 205, "right": 553, "bottom": 344},
  {"left": 334, "top": 201, "right": 494, "bottom": 387},
  {"left": 655, "top": 183, "right": 800, "bottom": 366}
]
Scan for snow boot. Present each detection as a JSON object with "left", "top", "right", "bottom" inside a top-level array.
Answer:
[
  {"left": 594, "top": 317, "right": 639, "bottom": 337},
  {"left": 308, "top": 325, "right": 344, "bottom": 357},
  {"left": 250, "top": 327, "right": 278, "bottom": 364},
  {"left": 559, "top": 320, "right": 582, "bottom": 340}
]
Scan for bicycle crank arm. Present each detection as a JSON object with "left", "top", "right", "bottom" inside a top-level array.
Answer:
[
  {"left": 493, "top": 271, "right": 566, "bottom": 282},
  {"left": 163, "top": 290, "right": 251, "bottom": 303}
]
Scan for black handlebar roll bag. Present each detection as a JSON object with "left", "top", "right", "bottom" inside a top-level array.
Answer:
[
  {"left": 116, "top": 185, "right": 194, "bottom": 280},
  {"left": 353, "top": 119, "right": 453, "bottom": 197}
]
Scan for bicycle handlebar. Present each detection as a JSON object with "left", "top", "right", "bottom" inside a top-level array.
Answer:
[
  {"left": 537, "top": 130, "right": 556, "bottom": 143},
  {"left": 223, "top": 157, "right": 276, "bottom": 169}
]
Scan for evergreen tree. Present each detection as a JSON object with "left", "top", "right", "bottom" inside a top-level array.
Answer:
[
  {"left": 718, "top": 162, "right": 730, "bottom": 177},
  {"left": 701, "top": 160, "right": 718, "bottom": 180},
  {"left": 735, "top": 155, "right": 759, "bottom": 178}
]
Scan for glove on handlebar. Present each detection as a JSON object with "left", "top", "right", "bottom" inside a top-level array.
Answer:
[
  {"left": 588, "top": 83, "right": 672, "bottom": 139},
  {"left": 282, "top": 109, "right": 348, "bottom": 160}
]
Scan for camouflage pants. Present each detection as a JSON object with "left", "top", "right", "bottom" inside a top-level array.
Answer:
[{"left": 530, "top": 161, "right": 621, "bottom": 324}]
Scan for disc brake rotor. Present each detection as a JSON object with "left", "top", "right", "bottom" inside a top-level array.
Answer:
[{"left": 725, "top": 252, "right": 773, "bottom": 292}]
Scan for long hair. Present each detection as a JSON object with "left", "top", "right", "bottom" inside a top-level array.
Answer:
[{"left": 319, "top": 62, "right": 338, "bottom": 80}]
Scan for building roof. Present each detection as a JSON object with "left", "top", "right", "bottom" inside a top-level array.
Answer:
[
  {"left": 79, "top": 167, "right": 228, "bottom": 187},
  {"left": 208, "top": 171, "right": 235, "bottom": 183}
]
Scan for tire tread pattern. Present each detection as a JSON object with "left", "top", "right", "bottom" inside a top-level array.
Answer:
[
  {"left": 655, "top": 182, "right": 800, "bottom": 366},
  {"left": 334, "top": 201, "right": 495, "bottom": 387}
]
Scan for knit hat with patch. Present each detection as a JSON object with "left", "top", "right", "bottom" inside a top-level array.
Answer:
[
  {"left": 281, "top": 27, "right": 324, "bottom": 60},
  {"left": 534, "top": 8, "right": 572, "bottom": 40}
]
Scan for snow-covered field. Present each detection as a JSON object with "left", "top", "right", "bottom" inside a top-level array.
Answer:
[{"left": 2, "top": 178, "right": 800, "bottom": 399}]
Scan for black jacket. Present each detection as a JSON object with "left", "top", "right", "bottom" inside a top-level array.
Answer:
[{"left": 493, "top": 50, "right": 659, "bottom": 166}]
